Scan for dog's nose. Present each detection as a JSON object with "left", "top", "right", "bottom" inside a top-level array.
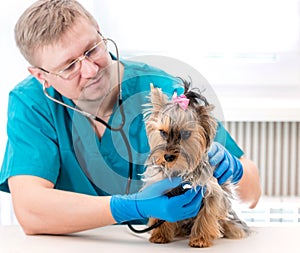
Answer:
[{"left": 164, "top": 154, "right": 176, "bottom": 162}]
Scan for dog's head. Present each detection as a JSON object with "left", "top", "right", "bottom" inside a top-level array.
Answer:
[{"left": 143, "top": 80, "right": 217, "bottom": 183}]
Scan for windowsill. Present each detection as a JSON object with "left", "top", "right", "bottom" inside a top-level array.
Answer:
[
  {"left": 218, "top": 96, "right": 300, "bottom": 122},
  {"left": 213, "top": 85, "right": 300, "bottom": 122}
]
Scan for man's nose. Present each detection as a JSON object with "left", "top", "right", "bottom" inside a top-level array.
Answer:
[{"left": 80, "top": 58, "right": 99, "bottom": 79}]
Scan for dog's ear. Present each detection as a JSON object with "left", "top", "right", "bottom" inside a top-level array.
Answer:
[
  {"left": 149, "top": 83, "right": 169, "bottom": 115},
  {"left": 196, "top": 104, "right": 217, "bottom": 149},
  {"left": 143, "top": 84, "right": 169, "bottom": 137}
]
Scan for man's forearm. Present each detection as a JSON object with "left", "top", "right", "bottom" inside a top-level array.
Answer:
[
  {"left": 23, "top": 189, "right": 115, "bottom": 235},
  {"left": 9, "top": 176, "right": 116, "bottom": 235},
  {"left": 237, "top": 158, "right": 261, "bottom": 208}
]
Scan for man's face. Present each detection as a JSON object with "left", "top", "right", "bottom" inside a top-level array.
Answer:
[{"left": 33, "top": 19, "right": 115, "bottom": 105}]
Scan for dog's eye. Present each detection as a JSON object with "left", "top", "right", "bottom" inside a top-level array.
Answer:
[
  {"left": 180, "top": 130, "right": 191, "bottom": 140},
  {"left": 160, "top": 129, "right": 168, "bottom": 139}
]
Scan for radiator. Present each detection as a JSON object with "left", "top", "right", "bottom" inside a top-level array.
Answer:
[{"left": 224, "top": 121, "right": 300, "bottom": 197}]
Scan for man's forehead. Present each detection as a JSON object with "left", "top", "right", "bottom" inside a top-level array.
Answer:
[{"left": 37, "top": 22, "right": 98, "bottom": 70}]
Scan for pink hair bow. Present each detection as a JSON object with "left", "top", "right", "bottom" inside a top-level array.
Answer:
[{"left": 172, "top": 92, "right": 190, "bottom": 110}]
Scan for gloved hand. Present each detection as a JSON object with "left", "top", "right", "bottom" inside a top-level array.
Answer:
[
  {"left": 208, "top": 142, "right": 243, "bottom": 185},
  {"left": 110, "top": 177, "right": 205, "bottom": 223}
]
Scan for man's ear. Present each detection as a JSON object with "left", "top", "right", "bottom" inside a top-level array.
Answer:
[{"left": 28, "top": 66, "right": 50, "bottom": 87}]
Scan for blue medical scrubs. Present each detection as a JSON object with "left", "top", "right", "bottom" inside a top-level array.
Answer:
[{"left": 0, "top": 59, "right": 243, "bottom": 196}]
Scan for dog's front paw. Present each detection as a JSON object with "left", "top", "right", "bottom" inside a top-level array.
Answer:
[
  {"left": 189, "top": 236, "right": 212, "bottom": 248},
  {"left": 148, "top": 219, "right": 176, "bottom": 244},
  {"left": 149, "top": 233, "right": 171, "bottom": 244}
]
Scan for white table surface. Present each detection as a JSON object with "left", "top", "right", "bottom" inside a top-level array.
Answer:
[{"left": 0, "top": 225, "right": 299, "bottom": 253}]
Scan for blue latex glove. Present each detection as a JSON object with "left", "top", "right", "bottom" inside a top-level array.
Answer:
[
  {"left": 110, "top": 177, "right": 205, "bottom": 223},
  {"left": 208, "top": 142, "right": 243, "bottom": 185}
]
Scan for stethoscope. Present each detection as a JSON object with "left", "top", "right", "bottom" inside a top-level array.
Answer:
[{"left": 42, "top": 36, "right": 164, "bottom": 233}]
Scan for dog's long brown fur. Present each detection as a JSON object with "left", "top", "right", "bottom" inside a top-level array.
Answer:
[{"left": 142, "top": 81, "right": 249, "bottom": 247}]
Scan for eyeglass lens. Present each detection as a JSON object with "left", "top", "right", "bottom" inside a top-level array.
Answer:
[{"left": 59, "top": 39, "right": 107, "bottom": 80}]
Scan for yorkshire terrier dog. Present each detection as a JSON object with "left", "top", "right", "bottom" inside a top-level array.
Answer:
[{"left": 142, "top": 81, "right": 249, "bottom": 247}]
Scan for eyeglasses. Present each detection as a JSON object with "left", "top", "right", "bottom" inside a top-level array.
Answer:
[{"left": 37, "top": 32, "right": 107, "bottom": 80}]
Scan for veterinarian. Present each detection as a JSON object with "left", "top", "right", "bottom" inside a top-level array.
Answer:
[{"left": 0, "top": 0, "right": 261, "bottom": 235}]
